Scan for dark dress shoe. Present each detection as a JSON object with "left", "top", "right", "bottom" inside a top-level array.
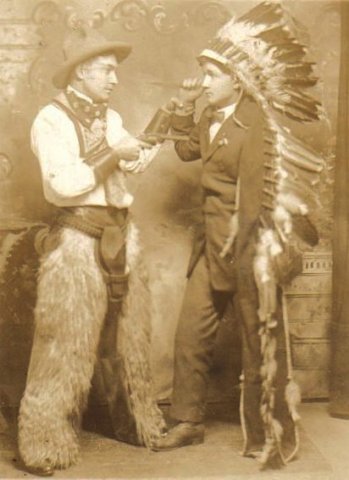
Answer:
[
  {"left": 151, "top": 422, "right": 204, "bottom": 451},
  {"left": 25, "top": 464, "right": 54, "bottom": 477}
]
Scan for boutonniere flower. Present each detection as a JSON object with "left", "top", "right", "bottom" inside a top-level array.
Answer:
[{"left": 218, "top": 137, "right": 228, "bottom": 147}]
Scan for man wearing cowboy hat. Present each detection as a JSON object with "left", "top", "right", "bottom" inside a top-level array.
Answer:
[{"left": 17, "top": 27, "right": 164, "bottom": 476}]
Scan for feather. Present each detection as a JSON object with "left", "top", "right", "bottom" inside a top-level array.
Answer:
[
  {"left": 263, "top": 176, "right": 278, "bottom": 185},
  {"left": 278, "top": 177, "right": 320, "bottom": 208},
  {"left": 283, "top": 62, "right": 316, "bottom": 78},
  {"left": 278, "top": 162, "right": 321, "bottom": 186},
  {"left": 273, "top": 43, "right": 307, "bottom": 63},
  {"left": 280, "top": 145, "right": 323, "bottom": 171},
  {"left": 279, "top": 129, "right": 324, "bottom": 160},
  {"left": 272, "top": 102, "right": 315, "bottom": 122},
  {"left": 262, "top": 201, "right": 274, "bottom": 210},
  {"left": 263, "top": 187, "right": 277, "bottom": 198},
  {"left": 271, "top": 418, "right": 284, "bottom": 443},
  {"left": 211, "top": 37, "right": 233, "bottom": 54},
  {"left": 264, "top": 135, "right": 275, "bottom": 145},
  {"left": 238, "top": 1, "right": 282, "bottom": 25},
  {"left": 264, "top": 146, "right": 278, "bottom": 156},
  {"left": 285, "top": 379, "right": 301, "bottom": 422},
  {"left": 284, "top": 76, "right": 318, "bottom": 87},
  {"left": 286, "top": 88, "right": 321, "bottom": 107},
  {"left": 258, "top": 438, "right": 278, "bottom": 466},
  {"left": 276, "top": 192, "right": 307, "bottom": 215},
  {"left": 258, "top": 26, "right": 295, "bottom": 45},
  {"left": 219, "top": 212, "right": 239, "bottom": 258},
  {"left": 279, "top": 148, "right": 323, "bottom": 173},
  {"left": 283, "top": 99, "right": 320, "bottom": 119},
  {"left": 272, "top": 100, "right": 320, "bottom": 122},
  {"left": 287, "top": 106, "right": 320, "bottom": 122},
  {"left": 263, "top": 162, "right": 277, "bottom": 171}
]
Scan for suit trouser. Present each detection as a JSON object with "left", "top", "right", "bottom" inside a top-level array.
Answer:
[{"left": 170, "top": 249, "right": 295, "bottom": 452}]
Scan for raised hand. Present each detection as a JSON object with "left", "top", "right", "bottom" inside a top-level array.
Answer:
[
  {"left": 166, "top": 77, "right": 204, "bottom": 112},
  {"left": 179, "top": 77, "right": 204, "bottom": 104}
]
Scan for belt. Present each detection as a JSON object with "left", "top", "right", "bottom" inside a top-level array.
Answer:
[{"left": 57, "top": 206, "right": 129, "bottom": 302}]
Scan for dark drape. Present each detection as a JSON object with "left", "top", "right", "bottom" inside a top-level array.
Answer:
[{"left": 329, "top": 0, "right": 349, "bottom": 418}]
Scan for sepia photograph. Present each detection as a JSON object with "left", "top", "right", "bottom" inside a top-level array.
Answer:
[{"left": 0, "top": 0, "right": 347, "bottom": 478}]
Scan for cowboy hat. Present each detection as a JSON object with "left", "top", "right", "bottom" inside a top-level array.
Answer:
[{"left": 52, "top": 27, "right": 132, "bottom": 89}]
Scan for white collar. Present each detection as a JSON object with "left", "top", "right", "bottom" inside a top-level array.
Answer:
[
  {"left": 66, "top": 85, "right": 94, "bottom": 104},
  {"left": 216, "top": 103, "right": 236, "bottom": 120}
]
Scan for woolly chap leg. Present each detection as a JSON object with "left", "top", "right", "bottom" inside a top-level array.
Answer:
[
  {"left": 18, "top": 228, "right": 108, "bottom": 470},
  {"left": 86, "top": 300, "right": 140, "bottom": 445},
  {"left": 116, "top": 222, "right": 166, "bottom": 445}
]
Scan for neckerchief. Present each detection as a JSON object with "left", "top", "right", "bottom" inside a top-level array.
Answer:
[{"left": 65, "top": 88, "right": 108, "bottom": 128}]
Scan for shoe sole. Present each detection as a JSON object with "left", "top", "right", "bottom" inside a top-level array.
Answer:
[
  {"left": 151, "top": 435, "right": 204, "bottom": 452},
  {"left": 25, "top": 465, "right": 54, "bottom": 477}
]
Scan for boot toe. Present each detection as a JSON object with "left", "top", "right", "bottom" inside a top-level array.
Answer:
[
  {"left": 25, "top": 464, "right": 55, "bottom": 477},
  {"left": 151, "top": 422, "right": 204, "bottom": 452}
]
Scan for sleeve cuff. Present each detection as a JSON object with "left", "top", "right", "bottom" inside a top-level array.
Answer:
[{"left": 85, "top": 146, "right": 119, "bottom": 183}]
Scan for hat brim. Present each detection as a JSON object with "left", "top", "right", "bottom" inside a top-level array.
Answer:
[
  {"left": 197, "top": 49, "right": 230, "bottom": 67},
  {"left": 52, "top": 40, "right": 132, "bottom": 89}
]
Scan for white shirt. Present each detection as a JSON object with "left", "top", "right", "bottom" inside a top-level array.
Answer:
[
  {"left": 67, "top": 84, "right": 95, "bottom": 104},
  {"left": 31, "top": 91, "right": 158, "bottom": 208},
  {"left": 209, "top": 103, "right": 236, "bottom": 143}
]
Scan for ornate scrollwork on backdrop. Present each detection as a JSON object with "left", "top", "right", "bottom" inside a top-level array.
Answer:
[
  {"left": 31, "top": 0, "right": 231, "bottom": 35},
  {"left": 149, "top": 4, "right": 189, "bottom": 34},
  {"left": 190, "top": 1, "right": 231, "bottom": 25},
  {"left": 31, "top": 1, "right": 62, "bottom": 25},
  {"left": 110, "top": 0, "right": 148, "bottom": 31},
  {"left": 27, "top": 0, "right": 231, "bottom": 92},
  {"left": 110, "top": 0, "right": 230, "bottom": 33},
  {"left": 65, "top": 6, "right": 107, "bottom": 29}
]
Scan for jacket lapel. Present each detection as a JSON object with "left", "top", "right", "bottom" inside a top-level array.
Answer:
[
  {"left": 200, "top": 112, "right": 211, "bottom": 159},
  {"left": 200, "top": 99, "right": 250, "bottom": 162},
  {"left": 204, "top": 114, "right": 236, "bottom": 162}
]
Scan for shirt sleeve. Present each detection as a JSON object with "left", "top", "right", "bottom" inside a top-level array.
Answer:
[
  {"left": 31, "top": 106, "right": 97, "bottom": 201},
  {"left": 119, "top": 144, "right": 161, "bottom": 174}
]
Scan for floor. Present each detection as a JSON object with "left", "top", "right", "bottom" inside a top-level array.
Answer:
[{"left": 0, "top": 402, "right": 348, "bottom": 480}]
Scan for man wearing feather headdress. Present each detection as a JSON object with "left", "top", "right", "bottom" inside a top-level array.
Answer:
[
  {"left": 152, "top": 1, "right": 324, "bottom": 468},
  {"left": 17, "top": 26, "right": 165, "bottom": 476}
]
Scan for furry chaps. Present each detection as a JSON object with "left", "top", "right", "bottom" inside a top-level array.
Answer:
[{"left": 18, "top": 223, "right": 164, "bottom": 470}]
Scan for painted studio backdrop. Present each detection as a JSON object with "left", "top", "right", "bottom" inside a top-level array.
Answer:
[{"left": 0, "top": 0, "right": 339, "bottom": 415}]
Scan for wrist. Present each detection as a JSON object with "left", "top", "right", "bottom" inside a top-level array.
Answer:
[
  {"left": 174, "top": 102, "right": 195, "bottom": 116},
  {"left": 112, "top": 149, "right": 121, "bottom": 165}
]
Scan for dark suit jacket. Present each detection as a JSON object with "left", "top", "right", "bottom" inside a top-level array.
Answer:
[{"left": 172, "top": 95, "right": 265, "bottom": 291}]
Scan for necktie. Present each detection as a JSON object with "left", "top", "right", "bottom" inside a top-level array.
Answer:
[{"left": 206, "top": 108, "right": 225, "bottom": 123}]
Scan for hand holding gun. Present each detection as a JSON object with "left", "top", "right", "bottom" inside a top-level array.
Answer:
[{"left": 139, "top": 77, "right": 203, "bottom": 145}]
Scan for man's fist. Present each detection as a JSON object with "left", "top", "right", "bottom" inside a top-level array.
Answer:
[
  {"left": 112, "top": 136, "right": 151, "bottom": 162},
  {"left": 179, "top": 77, "right": 204, "bottom": 104},
  {"left": 165, "top": 77, "right": 204, "bottom": 112}
]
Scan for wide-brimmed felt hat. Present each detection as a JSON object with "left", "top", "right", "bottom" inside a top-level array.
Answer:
[{"left": 52, "top": 27, "right": 132, "bottom": 89}]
